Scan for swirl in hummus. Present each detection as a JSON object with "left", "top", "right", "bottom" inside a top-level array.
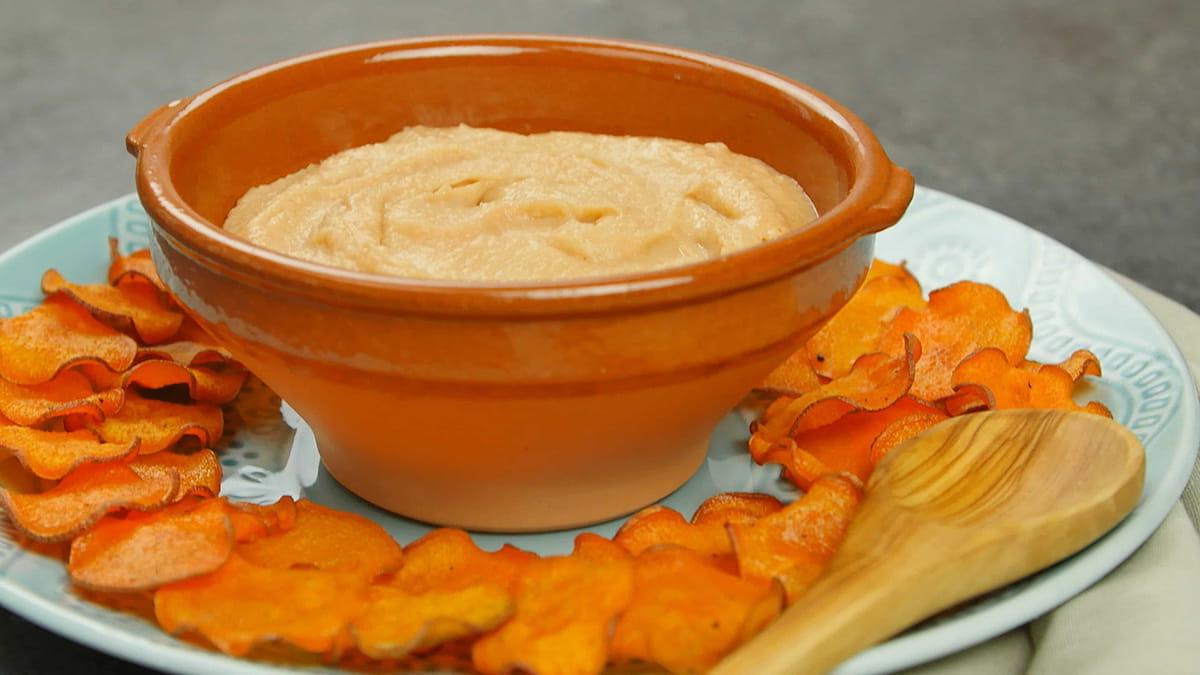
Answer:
[{"left": 223, "top": 125, "right": 818, "bottom": 282}]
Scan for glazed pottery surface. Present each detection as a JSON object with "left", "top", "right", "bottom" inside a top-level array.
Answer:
[{"left": 127, "top": 35, "right": 912, "bottom": 530}]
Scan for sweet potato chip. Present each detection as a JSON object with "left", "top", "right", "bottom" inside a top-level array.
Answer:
[
  {"left": 610, "top": 546, "right": 785, "bottom": 674},
  {"left": 136, "top": 317, "right": 235, "bottom": 367},
  {"left": 757, "top": 397, "right": 942, "bottom": 489},
  {"left": 614, "top": 505, "right": 739, "bottom": 572},
  {"left": 691, "top": 492, "right": 785, "bottom": 526},
  {"left": 236, "top": 499, "right": 403, "bottom": 579},
  {"left": 949, "top": 348, "right": 1113, "bottom": 418},
  {"left": 472, "top": 534, "right": 634, "bottom": 675},
  {"left": 730, "top": 473, "right": 863, "bottom": 602},
  {"left": 756, "top": 333, "right": 921, "bottom": 441},
  {"left": 398, "top": 528, "right": 536, "bottom": 593},
  {"left": 879, "top": 281, "right": 1033, "bottom": 401},
  {"left": 0, "top": 427, "right": 138, "bottom": 479},
  {"left": 226, "top": 497, "right": 297, "bottom": 543},
  {"left": 868, "top": 411, "right": 949, "bottom": 467},
  {"left": 354, "top": 583, "right": 515, "bottom": 660},
  {"left": 0, "top": 296, "right": 137, "bottom": 385},
  {"left": 806, "top": 274, "right": 927, "bottom": 380},
  {"left": 758, "top": 350, "right": 823, "bottom": 396},
  {"left": 68, "top": 497, "right": 233, "bottom": 592},
  {"left": 79, "top": 393, "right": 223, "bottom": 455},
  {"left": 131, "top": 449, "right": 222, "bottom": 500},
  {"left": 155, "top": 553, "right": 368, "bottom": 657},
  {"left": 42, "top": 269, "right": 184, "bottom": 345},
  {"left": 867, "top": 258, "right": 915, "bottom": 281},
  {"left": 108, "top": 239, "right": 165, "bottom": 292},
  {"left": 1022, "top": 348, "right": 1102, "bottom": 381},
  {"left": 352, "top": 529, "right": 532, "bottom": 659},
  {"left": 615, "top": 496, "right": 787, "bottom": 576},
  {"left": 119, "top": 359, "right": 249, "bottom": 405},
  {"left": 0, "top": 461, "right": 178, "bottom": 542},
  {"left": 0, "top": 370, "right": 124, "bottom": 427}
]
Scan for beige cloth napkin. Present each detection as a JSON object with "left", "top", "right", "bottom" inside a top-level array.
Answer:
[{"left": 903, "top": 271, "right": 1200, "bottom": 675}]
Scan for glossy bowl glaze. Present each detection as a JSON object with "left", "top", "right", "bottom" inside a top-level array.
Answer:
[{"left": 127, "top": 35, "right": 913, "bottom": 531}]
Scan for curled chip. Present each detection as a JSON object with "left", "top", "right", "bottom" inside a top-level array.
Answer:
[
  {"left": 805, "top": 273, "right": 927, "bottom": 380},
  {"left": 237, "top": 500, "right": 403, "bottom": 579},
  {"left": 757, "top": 397, "right": 942, "bottom": 489},
  {"left": 120, "top": 360, "right": 249, "bottom": 405},
  {"left": 614, "top": 495, "right": 783, "bottom": 574},
  {"left": 691, "top": 492, "right": 784, "bottom": 526},
  {"left": 131, "top": 449, "right": 222, "bottom": 500},
  {"left": 614, "top": 506, "right": 739, "bottom": 572},
  {"left": 76, "top": 393, "right": 223, "bottom": 455},
  {"left": 42, "top": 269, "right": 184, "bottom": 345},
  {"left": 353, "top": 583, "right": 515, "bottom": 660},
  {"left": 756, "top": 333, "right": 920, "bottom": 441},
  {"left": 398, "top": 528, "right": 536, "bottom": 593},
  {"left": 0, "top": 427, "right": 138, "bottom": 480},
  {"left": 730, "top": 473, "right": 863, "bottom": 602},
  {"left": 473, "top": 534, "right": 634, "bottom": 675},
  {"left": 948, "top": 348, "right": 1113, "bottom": 418},
  {"left": 226, "top": 497, "right": 297, "bottom": 543},
  {"left": 108, "top": 239, "right": 165, "bottom": 292},
  {"left": 1022, "top": 348, "right": 1102, "bottom": 381},
  {"left": 352, "top": 529, "right": 533, "bottom": 659},
  {"left": 155, "top": 553, "right": 368, "bottom": 657},
  {"left": 868, "top": 411, "right": 949, "bottom": 467},
  {"left": 610, "top": 546, "right": 785, "bottom": 674},
  {"left": 0, "top": 461, "right": 178, "bottom": 542},
  {"left": 0, "top": 370, "right": 124, "bottom": 427},
  {"left": 0, "top": 296, "right": 137, "bottom": 385},
  {"left": 758, "top": 349, "right": 823, "bottom": 396},
  {"left": 68, "top": 497, "right": 233, "bottom": 592},
  {"left": 879, "top": 281, "right": 1033, "bottom": 401},
  {"left": 137, "top": 317, "right": 235, "bottom": 367}
]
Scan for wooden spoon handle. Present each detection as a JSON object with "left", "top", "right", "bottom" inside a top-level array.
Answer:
[
  {"left": 713, "top": 410, "right": 1145, "bottom": 675},
  {"left": 712, "top": 547, "right": 898, "bottom": 675}
]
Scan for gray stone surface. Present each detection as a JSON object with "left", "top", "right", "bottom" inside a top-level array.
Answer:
[{"left": 0, "top": 0, "right": 1196, "bottom": 672}]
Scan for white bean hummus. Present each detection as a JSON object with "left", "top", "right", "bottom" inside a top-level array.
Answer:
[{"left": 224, "top": 125, "right": 818, "bottom": 282}]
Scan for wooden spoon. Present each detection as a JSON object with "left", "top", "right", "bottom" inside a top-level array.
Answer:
[{"left": 713, "top": 408, "right": 1144, "bottom": 675}]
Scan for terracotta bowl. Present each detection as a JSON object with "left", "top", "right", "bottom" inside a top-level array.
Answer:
[{"left": 127, "top": 35, "right": 913, "bottom": 531}]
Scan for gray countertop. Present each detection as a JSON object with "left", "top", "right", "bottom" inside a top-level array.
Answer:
[{"left": 1, "top": 1, "right": 1197, "bottom": 672}]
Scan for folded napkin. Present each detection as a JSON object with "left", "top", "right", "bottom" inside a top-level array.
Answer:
[{"left": 904, "top": 272, "right": 1200, "bottom": 675}]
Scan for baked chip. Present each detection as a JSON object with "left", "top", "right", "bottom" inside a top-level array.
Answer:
[
  {"left": 0, "top": 296, "right": 137, "bottom": 385},
  {"left": 69, "top": 497, "right": 233, "bottom": 592},
  {"left": 730, "top": 473, "right": 863, "bottom": 602},
  {"left": 236, "top": 500, "right": 403, "bottom": 579},
  {"left": 472, "top": 534, "right": 634, "bottom": 675},
  {"left": 879, "top": 281, "right": 1033, "bottom": 401},
  {"left": 805, "top": 273, "right": 926, "bottom": 380},
  {"left": 76, "top": 393, "right": 223, "bottom": 455},
  {"left": 42, "top": 269, "right": 183, "bottom": 344},
  {"left": 130, "top": 449, "right": 222, "bottom": 500},
  {"left": 610, "top": 546, "right": 785, "bottom": 674},
  {"left": 0, "top": 427, "right": 138, "bottom": 479},
  {"left": 0, "top": 461, "right": 177, "bottom": 542},
  {"left": 155, "top": 553, "right": 368, "bottom": 657},
  {"left": 0, "top": 370, "right": 123, "bottom": 427}
]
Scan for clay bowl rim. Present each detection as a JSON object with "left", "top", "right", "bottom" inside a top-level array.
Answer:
[{"left": 129, "top": 34, "right": 912, "bottom": 318}]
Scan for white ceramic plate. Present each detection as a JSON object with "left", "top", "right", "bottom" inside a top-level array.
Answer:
[{"left": 0, "top": 187, "right": 1195, "bottom": 675}]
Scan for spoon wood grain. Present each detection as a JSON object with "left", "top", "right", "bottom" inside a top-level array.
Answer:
[{"left": 713, "top": 408, "right": 1144, "bottom": 675}]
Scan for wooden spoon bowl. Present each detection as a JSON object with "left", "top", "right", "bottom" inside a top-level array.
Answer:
[{"left": 715, "top": 408, "right": 1145, "bottom": 675}]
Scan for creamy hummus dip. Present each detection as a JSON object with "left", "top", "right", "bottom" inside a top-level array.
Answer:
[{"left": 224, "top": 125, "right": 818, "bottom": 282}]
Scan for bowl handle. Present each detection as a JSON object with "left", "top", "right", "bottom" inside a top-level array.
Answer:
[
  {"left": 856, "top": 165, "right": 915, "bottom": 235},
  {"left": 126, "top": 98, "right": 190, "bottom": 158}
]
